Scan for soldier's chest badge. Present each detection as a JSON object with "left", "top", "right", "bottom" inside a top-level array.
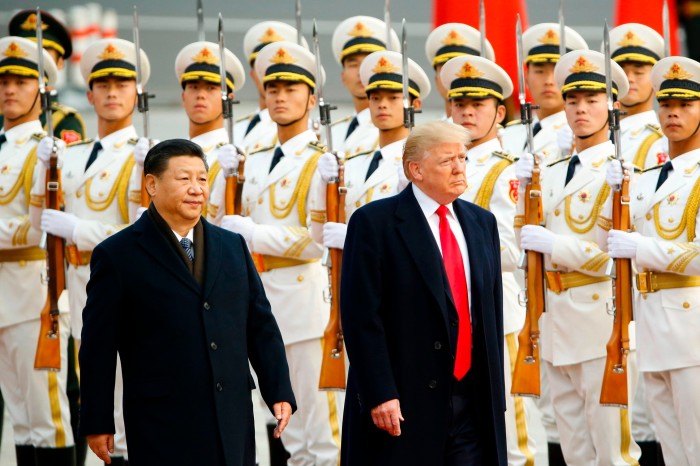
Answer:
[
  {"left": 578, "top": 190, "right": 591, "bottom": 203},
  {"left": 249, "top": 176, "right": 257, "bottom": 185},
  {"left": 657, "top": 152, "right": 669, "bottom": 165},
  {"left": 60, "top": 130, "right": 81, "bottom": 144},
  {"left": 0, "top": 164, "right": 10, "bottom": 175},
  {"left": 279, "top": 177, "right": 291, "bottom": 188},
  {"left": 667, "top": 193, "right": 679, "bottom": 205},
  {"left": 379, "top": 182, "right": 391, "bottom": 193},
  {"left": 509, "top": 179, "right": 519, "bottom": 203},
  {"left": 99, "top": 170, "right": 110, "bottom": 181}
]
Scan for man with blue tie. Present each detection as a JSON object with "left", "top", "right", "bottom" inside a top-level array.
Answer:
[{"left": 340, "top": 121, "right": 507, "bottom": 465}]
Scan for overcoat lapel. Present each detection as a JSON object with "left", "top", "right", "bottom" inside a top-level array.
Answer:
[
  {"left": 201, "top": 219, "right": 223, "bottom": 299},
  {"left": 453, "top": 200, "right": 485, "bottom": 328}
]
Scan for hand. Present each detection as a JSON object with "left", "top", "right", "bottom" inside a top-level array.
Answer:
[
  {"left": 272, "top": 402, "right": 293, "bottom": 438},
  {"left": 323, "top": 222, "right": 347, "bottom": 249},
  {"left": 606, "top": 160, "right": 634, "bottom": 187},
  {"left": 221, "top": 215, "right": 256, "bottom": 243},
  {"left": 557, "top": 125, "right": 574, "bottom": 155},
  {"left": 520, "top": 224, "right": 555, "bottom": 254},
  {"left": 317, "top": 152, "right": 339, "bottom": 184},
  {"left": 37, "top": 136, "right": 65, "bottom": 169},
  {"left": 371, "top": 399, "right": 404, "bottom": 436},
  {"left": 218, "top": 143, "right": 244, "bottom": 173},
  {"left": 87, "top": 434, "right": 114, "bottom": 464},
  {"left": 608, "top": 230, "right": 642, "bottom": 259},
  {"left": 41, "top": 209, "right": 79, "bottom": 241},
  {"left": 134, "top": 137, "right": 158, "bottom": 167},
  {"left": 397, "top": 163, "right": 410, "bottom": 192},
  {"left": 515, "top": 152, "right": 535, "bottom": 184}
]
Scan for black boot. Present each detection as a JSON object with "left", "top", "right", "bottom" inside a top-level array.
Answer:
[
  {"left": 639, "top": 440, "right": 661, "bottom": 466},
  {"left": 657, "top": 442, "right": 666, "bottom": 465},
  {"left": 15, "top": 445, "right": 37, "bottom": 466},
  {"left": 35, "top": 446, "right": 76, "bottom": 466},
  {"left": 67, "top": 336, "right": 87, "bottom": 466},
  {"left": 106, "top": 456, "right": 129, "bottom": 466},
  {"left": 0, "top": 391, "right": 4, "bottom": 451},
  {"left": 548, "top": 442, "right": 567, "bottom": 466}
]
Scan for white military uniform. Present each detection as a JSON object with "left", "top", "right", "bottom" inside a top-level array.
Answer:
[
  {"left": 502, "top": 111, "right": 568, "bottom": 163},
  {"left": 620, "top": 111, "right": 665, "bottom": 170},
  {"left": 518, "top": 140, "right": 641, "bottom": 464},
  {"left": 0, "top": 121, "right": 73, "bottom": 449},
  {"left": 630, "top": 149, "right": 700, "bottom": 465},
  {"left": 192, "top": 127, "right": 229, "bottom": 220},
  {"left": 339, "top": 108, "right": 378, "bottom": 159}
]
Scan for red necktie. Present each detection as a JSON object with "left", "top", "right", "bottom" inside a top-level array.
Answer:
[{"left": 436, "top": 205, "right": 471, "bottom": 380}]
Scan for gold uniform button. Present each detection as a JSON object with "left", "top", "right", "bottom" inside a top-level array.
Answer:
[
  {"left": 76, "top": 190, "right": 83, "bottom": 198},
  {"left": 668, "top": 218, "right": 674, "bottom": 223},
  {"left": 646, "top": 213, "right": 652, "bottom": 220},
  {"left": 19, "top": 260, "right": 27, "bottom": 267},
  {"left": 592, "top": 294, "right": 600, "bottom": 301},
  {"left": 683, "top": 302, "right": 690, "bottom": 309},
  {"left": 554, "top": 209, "right": 560, "bottom": 216},
  {"left": 297, "top": 275, "right": 304, "bottom": 282},
  {"left": 257, "top": 198, "right": 263, "bottom": 205},
  {"left": 355, "top": 201, "right": 361, "bottom": 208}
]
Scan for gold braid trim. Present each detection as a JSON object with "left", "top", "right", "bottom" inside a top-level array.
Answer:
[
  {"left": 268, "top": 150, "right": 323, "bottom": 227},
  {"left": 654, "top": 175, "right": 700, "bottom": 241},
  {"left": 667, "top": 243, "right": 700, "bottom": 274},
  {"left": 633, "top": 131, "right": 662, "bottom": 169},
  {"left": 208, "top": 160, "right": 221, "bottom": 188},
  {"left": 597, "top": 215, "right": 613, "bottom": 232},
  {"left": 580, "top": 251, "right": 610, "bottom": 272},
  {"left": 565, "top": 184, "right": 611, "bottom": 234},
  {"left": 473, "top": 158, "right": 512, "bottom": 209},
  {"left": 0, "top": 146, "right": 37, "bottom": 206},
  {"left": 84, "top": 154, "right": 135, "bottom": 223},
  {"left": 514, "top": 215, "right": 525, "bottom": 228}
]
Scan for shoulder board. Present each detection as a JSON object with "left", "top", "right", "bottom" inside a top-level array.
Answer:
[
  {"left": 235, "top": 111, "right": 255, "bottom": 123},
  {"left": 547, "top": 155, "right": 572, "bottom": 167},
  {"left": 505, "top": 119, "right": 522, "bottom": 127},
  {"left": 645, "top": 123, "right": 662, "bottom": 136},
  {"left": 67, "top": 138, "right": 94, "bottom": 147},
  {"left": 31, "top": 133, "right": 45, "bottom": 141},
  {"left": 642, "top": 164, "right": 664, "bottom": 173},
  {"left": 248, "top": 143, "right": 275, "bottom": 155},
  {"left": 330, "top": 115, "right": 353, "bottom": 127},
  {"left": 215, "top": 142, "right": 229, "bottom": 149},
  {"left": 51, "top": 102, "right": 79, "bottom": 116},
  {"left": 308, "top": 140, "right": 328, "bottom": 152},
  {"left": 492, "top": 150, "right": 516, "bottom": 162},
  {"left": 127, "top": 138, "right": 138, "bottom": 145},
  {"left": 345, "top": 149, "right": 373, "bottom": 161}
]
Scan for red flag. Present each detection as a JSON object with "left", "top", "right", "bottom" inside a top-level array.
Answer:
[{"left": 614, "top": 0, "right": 680, "bottom": 55}]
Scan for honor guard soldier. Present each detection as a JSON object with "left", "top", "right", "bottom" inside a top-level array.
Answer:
[
  {"left": 515, "top": 50, "right": 642, "bottom": 464},
  {"left": 330, "top": 16, "right": 399, "bottom": 158},
  {"left": 501, "top": 23, "right": 588, "bottom": 162},
  {"left": 440, "top": 54, "right": 537, "bottom": 465},
  {"left": 215, "top": 41, "right": 342, "bottom": 466},
  {"left": 606, "top": 56, "right": 700, "bottom": 466},
  {"left": 610, "top": 23, "right": 668, "bottom": 170},
  {"left": 30, "top": 37, "right": 151, "bottom": 466},
  {"left": 4, "top": 9, "right": 86, "bottom": 144},
  {"left": 425, "top": 23, "right": 495, "bottom": 122},
  {"left": 239, "top": 22, "right": 309, "bottom": 155},
  {"left": 0, "top": 36, "right": 75, "bottom": 465},
  {"left": 311, "top": 50, "right": 429, "bottom": 250}
]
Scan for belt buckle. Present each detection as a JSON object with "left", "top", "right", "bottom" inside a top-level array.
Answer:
[
  {"left": 546, "top": 272, "right": 563, "bottom": 294},
  {"left": 636, "top": 271, "right": 657, "bottom": 293}
]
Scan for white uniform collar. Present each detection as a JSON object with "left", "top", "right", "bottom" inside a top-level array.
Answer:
[
  {"left": 356, "top": 107, "right": 371, "bottom": 125},
  {"left": 191, "top": 127, "right": 229, "bottom": 148},
  {"left": 468, "top": 137, "right": 501, "bottom": 161},
  {"left": 538, "top": 110, "right": 566, "bottom": 130},
  {"left": 670, "top": 148, "right": 700, "bottom": 173},
  {"left": 575, "top": 140, "right": 614, "bottom": 168},
  {"left": 620, "top": 110, "right": 657, "bottom": 132},
  {"left": 2, "top": 120, "right": 43, "bottom": 142},
  {"left": 378, "top": 138, "right": 406, "bottom": 160},
  {"left": 279, "top": 129, "right": 317, "bottom": 155},
  {"left": 95, "top": 126, "right": 137, "bottom": 148}
]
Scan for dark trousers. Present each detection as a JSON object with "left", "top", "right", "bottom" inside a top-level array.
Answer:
[{"left": 445, "top": 372, "right": 483, "bottom": 465}]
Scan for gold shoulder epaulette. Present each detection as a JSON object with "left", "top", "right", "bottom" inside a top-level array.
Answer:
[
  {"left": 345, "top": 149, "right": 373, "bottom": 161},
  {"left": 642, "top": 163, "right": 664, "bottom": 173},
  {"left": 215, "top": 141, "right": 229, "bottom": 149},
  {"left": 248, "top": 143, "right": 275, "bottom": 155},
  {"left": 67, "top": 138, "right": 94, "bottom": 147},
  {"left": 31, "top": 133, "right": 44, "bottom": 141},
  {"left": 645, "top": 123, "right": 663, "bottom": 137},
  {"left": 505, "top": 119, "right": 522, "bottom": 127},
  {"left": 330, "top": 115, "right": 352, "bottom": 127},
  {"left": 492, "top": 150, "right": 517, "bottom": 162},
  {"left": 308, "top": 140, "right": 328, "bottom": 152},
  {"left": 127, "top": 137, "right": 139, "bottom": 145},
  {"left": 235, "top": 111, "right": 255, "bottom": 123},
  {"left": 52, "top": 102, "right": 79, "bottom": 115},
  {"left": 547, "top": 155, "right": 572, "bottom": 167}
]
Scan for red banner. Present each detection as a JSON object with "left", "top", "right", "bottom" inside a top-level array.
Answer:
[{"left": 614, "top": 0, "right": 680, "bottom": 55}]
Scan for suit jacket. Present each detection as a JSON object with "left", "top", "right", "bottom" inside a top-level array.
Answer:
[
  {"left": 340, "top": 185, "right": 507, "bottom": 466},
  {"left": 78, "top": 211, "right": 295, "bottom": 466}
]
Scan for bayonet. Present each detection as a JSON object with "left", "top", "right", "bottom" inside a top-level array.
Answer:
[
  {"left": 604, "top": 21, "right": 621, "bottom": 163},
  {"left": 295, "top": 0, "right": 302, "bottom": 45},
  {"left": 517, "top": 15, "right": 537, "bottom": 153},
  {"left": 35, "top": 8, "right": 53, "bottom": 138},
  {"left": 384, "top": 0, "right": 392, "bottom": 51},
  {"left": 218, "top": 13, "right": 234, "bottom": 147},
  {"left": 663, "top": 0, "right": 671, "bottom": 57},
  {"left": 313, "top": 19, "right": 337, "bottom": 151},
  {"left": 401, "top": 19, "right": 414, "bottom": 130},
  {"left": 559, "top": 0, "right": 566, "bottom": 57},
  {"left": 479, "top": 0, "right": 487, "bottom": 57},
  {"left": 133, "top": 6, "right": 152, "bottom": 141},
  {"left": 197, "top": 0, "right": 205, "bottom": 41}
]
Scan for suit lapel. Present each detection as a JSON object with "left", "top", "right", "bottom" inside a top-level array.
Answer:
[{"left": 453, "top": 201, "right": 485, "bottom": 328}]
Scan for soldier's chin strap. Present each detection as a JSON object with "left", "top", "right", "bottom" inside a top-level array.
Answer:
[
  {"left": 8, "top": 89, "right": 42, "bottom": 126},
  {"left": 277, "top": 94, "right": 313, "bottom": 129},
  {"left": 468, "top": 102, "right": 501, "bottom": 146},
  {"left": 189, "top": 111, "right": 224, "bottom": 128},
  {"left": 578, "top": 120, "right": 609, "bottom": 140},
  {"left": 621, "top": 88, "right": 653, "bottom": 110}
]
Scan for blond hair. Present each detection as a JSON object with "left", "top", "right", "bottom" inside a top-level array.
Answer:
[{"left": 402, "top": 121, "right": 470, "bottom": 180}]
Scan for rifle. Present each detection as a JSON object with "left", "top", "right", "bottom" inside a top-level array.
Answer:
[
  {"left": 479, "top": 0, "right": 487, "bottom": 57},
  {"left": 34, "top": 8, "right": 62, "bottom": 371},
  {"left": 218, "top": 14, "right": 245, "bottom": 216},
  {"left": 511, "top": 15, "right": 544, "bottom": 397},
  {"left": 600, "top": 22, "right": 632, "bottom": 408},
  {"left": 197, "top": 0, "right": 205, "bottom": 41},
  {"left": 133, "top": 7, "right": 155, "bottom": 208},
  {"left": 401, "top": 19, "right": 419, "bottom": 130},
  {"left": 384, "top": 0, "right": 392, "bottom": 51},
  {"left": 313, "top": 19, "right": 345, "bottom": 390}
]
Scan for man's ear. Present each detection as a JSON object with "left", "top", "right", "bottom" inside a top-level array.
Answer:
[
  {"left": 413, "top": 98, "right": 422, "bottom": 111},
  {"left": 145, "top": 174, "right": 158, "bottom": 198},
  {"left": 407, "top": 160, "right": 422, "bottom": 181},
  {"left": 496, "top": 103, "right": 507, "bottom": 124}
]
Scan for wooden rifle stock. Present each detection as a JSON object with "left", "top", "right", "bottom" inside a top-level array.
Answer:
[
  {"left": 319, "top": 158, "right": 346, "bottom": 390},
  {"left": 225, "top": 155, "right": 245, "bottom": 215},
  {"left": 511, "top": 162, "right": 545, "bottom": 397},
  {"left": 141, "top": 172, "right": 149, "bottom": 208},
  {"left": 600, "top": 170, "right": 632, "bottom": 407},
  {"left": 34, "top": 155, "right": 63, "bottom": 370}
]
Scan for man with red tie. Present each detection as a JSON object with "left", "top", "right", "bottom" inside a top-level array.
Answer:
[{"left": 339, "top": 121, "right": 507, "bottom": 465}]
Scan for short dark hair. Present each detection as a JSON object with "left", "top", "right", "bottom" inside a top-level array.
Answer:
[{"left": 144, "top": 139, "right": 208, "bottom": 177}]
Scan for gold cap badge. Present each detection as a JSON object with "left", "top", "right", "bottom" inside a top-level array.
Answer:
[
  {"left": 569, "top": 56, "right": 598, "bottom": 73},
  {"left": 270, "top": 47, "right": 297, "bottom": 65},
  {"left": 372, "top": 56, "right": 399, "bottom": 73},
  {"left": 664, "top": 62, "right": 693, "bottom": 80},
  {"left": 455, "top": 62, "right": 484, "bottom": 79},
  {"left": 192, "top": 47, "right": 218, "bottom": 65},
  {"left": 97, "top": 44, "right": 126, "bottom": 61}
]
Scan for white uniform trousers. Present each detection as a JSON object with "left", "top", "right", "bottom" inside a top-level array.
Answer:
[
  {"left": 537, "top": 359, "right": 560, "bottom": 443},
  {"left": 250, "top": 369, "right": 271, "bottom": 466},
  {"left": 0, "top": 315, "right": 73, "bottom": 448},
  {"left": 631, "top": 376, "right": 657, "bottom": 442},
  {"left": 504, "top": 333, "right": 537, "bottom": 465},
  {"left": 644, "top": 366, "right": 700, "bottom": 466},
  {"left": 281, "top": 338, "right": 343, "bottom": 466},
  {"left": 545, "top": 356, "right": 641, "bottom": 465}
]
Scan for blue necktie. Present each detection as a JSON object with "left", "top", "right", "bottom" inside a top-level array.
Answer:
[
  {"left": 245, "top": 113, "right": 262, "bottom": 136},
  {"left": 180, "top": 238, "right": 194, "bottom": 262},
  {"left": 655, "top": 161, "right": 673, "bottom": 191},
  {"left": 564, "top": 155, "right": 580, "bottom": 186},
  {"left": 269, "top": 146, "right": 284, "bottom": 173},
  {"left": 365, "top": 150, "right": 382, "bottom": 181},
  {"left": 345, "top": 116, "right": 360, "bottom": 140},
  {"left": 0, "top": 133, "right": 7, "bottom": 150},
  {"left": 85, "top": 141, "right": 102, "bottom": 172}
]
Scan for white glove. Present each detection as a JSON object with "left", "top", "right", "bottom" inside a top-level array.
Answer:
[
  {"left": 136, "top": 207, "right": 148, "bottom": 220},
  {"left": 557, "top": 125, "right": 573, "bottom": 155},
  {"left": 221, "top": 215, "right": 256, "bottom": 243},
  {"left": 323, "top": 222, "right": 347, "bottom": 250},
  {"left": 134, "top": 137, "right": 158, "bottom": 167},
  {"left": 317, "top": 153, "right": 339, "bottom": 184},
  {"left": 397, "top": 162, "right": 410, "bottom": 191},
  {"left": 41, "top": 209, "right": 79, "bottom": 241},
  {"left": 217, "top": 144, "right": 244, "bottom": 173},
  {"left": 37, "top": 136, "right": 65, "bottom": 169},
  {"left": 520, "top": 224, "right": 556, "bottom": 254},
  {"left": 607, "top": 230, "right": 642, "bottom": 259},
  {"left": 606, "top": 161, "right": 634, "bottom": 187},
  {"left": 515, "top": 152, "right": 534, "bottom": 184}
]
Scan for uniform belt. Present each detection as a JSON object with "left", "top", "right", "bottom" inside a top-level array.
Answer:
[
  {"left": 252, "top": 253, "right": 316, "bottom": 273},
  {"left": 545, "top": 271, "right": 610, "bottom": 293},
  {"left": 65, "top": 245, "right": 91, "bottom": 267},
  {"left": 0, "top": 246, "right": 45, "bottom": 263},
  {"left": 636, "top": 271, "right": 700, "bottom": 293}
]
